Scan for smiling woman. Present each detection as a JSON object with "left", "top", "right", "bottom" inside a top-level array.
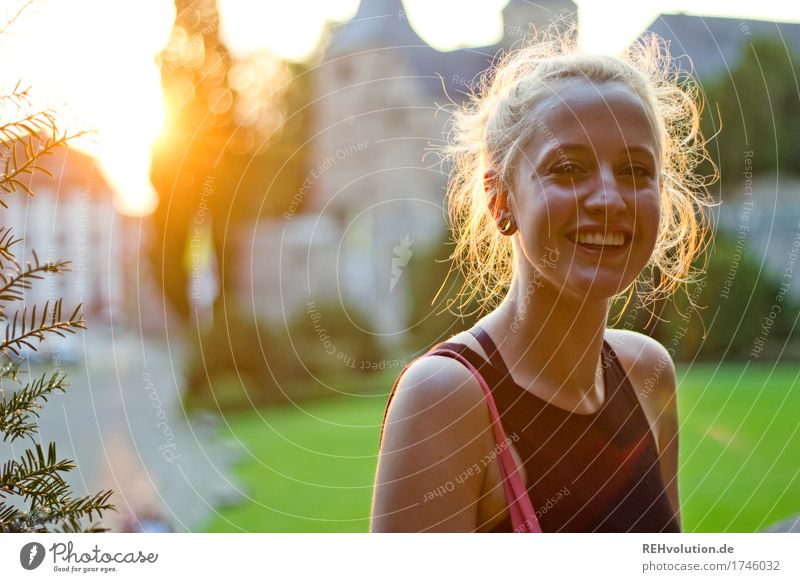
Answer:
[{"left": 371, "top": 28, "right": 715, "bottom": 532}]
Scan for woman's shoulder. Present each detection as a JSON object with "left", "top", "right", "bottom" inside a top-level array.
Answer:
[
  {"left": 396, "top": 341, "right": 484, "bottom": 408},
  {"left": 373, "top": 335, "right": 500, "bottom": 532},
  {"left": 387, "top": 331, "right": 493, "bottom": 427},
  {"left": 603, "top": 328, "right": 677, "bottom": 401},
  {"left": 603, "top": 330, "right": 679, "bottom": 461}
]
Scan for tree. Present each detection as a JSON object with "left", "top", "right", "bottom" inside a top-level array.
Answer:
[
  {"left": 0, "top": 84, "right": 115, "bottom": 533},
  {"left": 702, "top": 36, "right": 800, "bottom": 188},
  {"left": 151, "top": 0, "right": 309, "bottom": 324}
]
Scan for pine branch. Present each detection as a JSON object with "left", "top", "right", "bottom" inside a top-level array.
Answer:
[
  {"left": 0, "top": 107, "right": 57, "bottom": 145},
  {"left": 0, "top": 0, "right": 33, "bottom": 36},
  {"left": 0, "top": 226, "right": 20, "bottom": 269},
  {"left": 50, "top": 489, "right": 116, "bottom": 529},
  {"left": 1, "top": 299, "right": 85, "bottom": 359},
  {"left": 0, "top": 442, "right": 73, "bottom": 502},
  {"left": 0, "top": 74, "right": 116, "bottom": 533},
  {"left": 0, "top": 502, "right": 25, "bottom": 531},
  {"left": 0, "top": 131, "right": 63, "bottom": 203},
  {"left": 0, "top": 82, "right": 31, "bottom": 110},
  {"left": 0, "top": 250, "right": 71, "bottom": 317},
  {"left": 0, "top": 371, "right": 68, "bottom": 442},
  {"left": 0, "top": 106, "right": 88, "bottom": 206}
]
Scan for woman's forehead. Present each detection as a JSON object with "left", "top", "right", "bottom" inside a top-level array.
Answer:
[{"left": 523, "top": 79, "right": 660, "bottom": 150}]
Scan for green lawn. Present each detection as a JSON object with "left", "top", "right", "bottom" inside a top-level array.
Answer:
[
  {"left": 677, "top": 363, "right": 800, "bottom": 532},
  {"left": 203, "top": 364, "right": 800, "bottom": 532}
]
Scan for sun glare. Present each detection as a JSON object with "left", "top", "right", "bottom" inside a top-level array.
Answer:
[{"left": 1, "top": 0, "right": 173, "bottom": 215}]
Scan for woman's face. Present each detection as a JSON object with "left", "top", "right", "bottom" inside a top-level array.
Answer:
[{"left": 507, "top": 79, "right": 661, "bottom": 301}]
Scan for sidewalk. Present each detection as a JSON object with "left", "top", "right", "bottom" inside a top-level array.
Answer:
[
  {"left": 3, "top": 327, "right": 244, "bottom": 532},
  {"left": 765, "top": 515, "right": 800, "bottom": 532}
]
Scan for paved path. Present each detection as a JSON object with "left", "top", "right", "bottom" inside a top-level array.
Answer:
[
  {"left": 765, "top": 515, "right": 800, "bottom": 532},
  {"left": 1, "top": 327, "right": 244, "bottom": 532}
]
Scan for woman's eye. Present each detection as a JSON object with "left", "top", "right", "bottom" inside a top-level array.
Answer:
[
  {"left": 553, "top": 163, "right": 580, "bottom": 175},
  {"left": 622, "top": 164, "right": 653, "bottom": 177}
]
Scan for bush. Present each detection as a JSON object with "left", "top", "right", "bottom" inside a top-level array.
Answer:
[
  {"left": 619, "top": 231, "right": 798, "bottom": 361},
  {"left": 184, "top": 302, "right": 385, "bottom": 411},
  {"left": 404, "top": 235, "right": 480, "bottom": 355}
]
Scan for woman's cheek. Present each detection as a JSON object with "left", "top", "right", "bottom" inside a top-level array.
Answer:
[{"left": 634, "top": 193, "right": 661, "bottom": 260}]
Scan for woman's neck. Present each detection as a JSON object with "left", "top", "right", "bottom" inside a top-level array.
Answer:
[{"left": 483, "top": 267, "right": 610, "bottom": 409}]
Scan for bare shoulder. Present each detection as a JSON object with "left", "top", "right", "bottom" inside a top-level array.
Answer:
[
  {"left": 372, "top": 350, "right": 497, "bottom": 531},
  {"left": 388, "top": 351, "right": 489, "bottom": 424},
  {"left": 604, "top": 328, "right": 677, "bottom": 402}
]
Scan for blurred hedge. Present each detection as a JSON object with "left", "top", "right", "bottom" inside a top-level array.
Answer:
[{"left": 183, "top": 302, "right": 385, "bottom": 411}]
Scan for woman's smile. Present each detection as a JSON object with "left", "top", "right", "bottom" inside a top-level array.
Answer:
[{"left": 566, "top": 227, "right": 631, "bottom": 256}]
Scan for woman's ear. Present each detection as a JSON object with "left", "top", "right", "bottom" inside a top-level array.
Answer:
[
  {"left": 485, "top": 168, "right": 517, "bottom": 236},
  {"left": 484, "top": 168, "right": 508, "bottom": 219}
]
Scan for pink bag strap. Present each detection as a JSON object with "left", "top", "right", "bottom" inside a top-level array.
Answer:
[{"left": 379, "top": 348, "right": 542, "bottom": 533}]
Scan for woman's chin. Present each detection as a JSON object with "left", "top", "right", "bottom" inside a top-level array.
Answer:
[{"left": 562, "top": 271, "right": 636, "bottom": 301}]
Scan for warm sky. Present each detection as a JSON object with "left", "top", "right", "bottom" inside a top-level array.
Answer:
[{"left": 1, "top": 0, "right": 799, "bottom": 215}]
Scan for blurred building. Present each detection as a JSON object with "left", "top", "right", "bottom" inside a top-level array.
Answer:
[
  {"left": 0, "top": 145, "right": 162, "bottom": 356},
  {"left": 2, "top": 147, "right": 121, "bottom": 317},
  {"left": 717, "top": 176, "right": 800, "bottom": 299},
  {"left": 245, "top": 0, "right": 576, "bottom": 345}
]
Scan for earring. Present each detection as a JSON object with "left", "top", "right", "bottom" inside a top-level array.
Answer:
[{"left": 498, "top": 215, "right": 516, "bottom": 235}]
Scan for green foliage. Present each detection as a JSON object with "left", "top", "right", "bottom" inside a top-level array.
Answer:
[
  {"left": 669, "top": 34, "right": 800, "bottom": 360},
  {"left": 701, "top": 36, "right": 800, "bottom": 186},
  {"left": 0, "top": 85, "right": 115, "bottom": 533},
  {"left": 184, "top": 303, "right": 385, "bottom": 411},
  {"left": 404, "top": 234, "right": 479, "bottom": 354},
  {"left": 620, "top": 231, "right": 798, "bottom": 360}
]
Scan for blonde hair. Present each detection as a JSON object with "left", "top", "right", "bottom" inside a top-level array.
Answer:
[{"left": 443, "top": 28, "right": 715, "bottom": 317}]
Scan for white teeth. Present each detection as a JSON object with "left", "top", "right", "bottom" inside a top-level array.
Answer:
[{"left": 575, "top": 231, "right": 625, "bottom": 246}]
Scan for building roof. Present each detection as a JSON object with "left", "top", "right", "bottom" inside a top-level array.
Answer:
[
  {"left": 25, "top": 137, "right": 112, "bottom": 196},
  {"left": 324, "top": 0, "right": 498, "bottom": 99},
  {"left": 644, "top": 12, "right": 800, "bottom": 80},
  {"left": 326, "top": 0, "right": 426, "bottom": 58}
]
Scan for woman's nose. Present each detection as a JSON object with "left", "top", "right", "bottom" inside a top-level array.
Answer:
[{"left": 583, "top": 165, "right": 627, "bottom": 216}]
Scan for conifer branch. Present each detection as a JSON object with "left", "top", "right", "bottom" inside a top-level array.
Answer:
[
  {"left": 1, "top": 299, "right": 85, "bottom": 359},
  {"left": 0, "top": 372, "right": 68, "bottom": 442}
]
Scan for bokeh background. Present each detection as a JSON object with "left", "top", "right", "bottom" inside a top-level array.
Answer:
[{"left": 1, "top": 0, "right": 799, "bottom": 532}]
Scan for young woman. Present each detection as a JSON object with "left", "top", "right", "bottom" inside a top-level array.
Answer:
[{"left": 370, "top": 33, "right": 712, "bottom": 533}]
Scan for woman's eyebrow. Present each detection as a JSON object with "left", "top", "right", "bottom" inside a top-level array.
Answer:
[
  {"left": 620, "top": 145, "right": 658, "bottom": 160},
  {"left": 530, "top": 143, "right": 657, "bottom": 165},
  {"left": 531, "top": 142, "right": 591, "bottom": 165}
]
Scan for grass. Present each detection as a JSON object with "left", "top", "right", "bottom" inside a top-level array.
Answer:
[
  {"left": 203, "top": 363, "right": 800, "bottom": 532},
  {"left": 203, "top": 371, "right": 394, "bottom": 533},
  {"left": 676, "top": 362, "right": 800, "bottom": 532}
]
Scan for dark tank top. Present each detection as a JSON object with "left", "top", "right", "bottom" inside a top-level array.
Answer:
[{"left": 431, "top": 326, "right": 680, "bottom": 533}]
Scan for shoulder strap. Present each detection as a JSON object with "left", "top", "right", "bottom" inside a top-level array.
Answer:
[
  {"left": 468, "top": 326, "right": 507, "bottom": 372},
  {"left": 379, "top": 346, "right": 542, "bottom": 533}
]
